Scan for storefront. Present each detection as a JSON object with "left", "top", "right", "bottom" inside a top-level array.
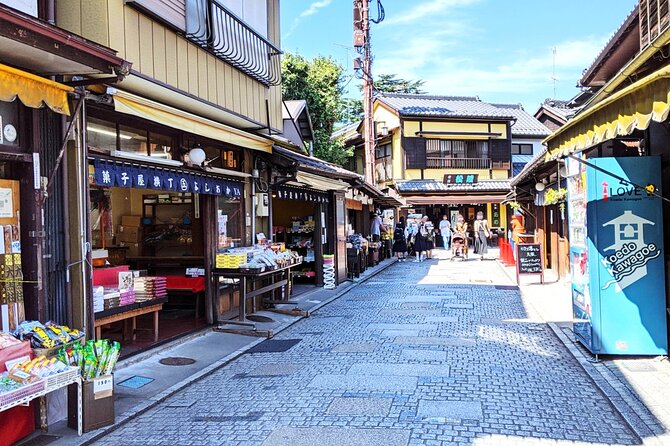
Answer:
[
  {"left": 0, "top": 3, "right": 131, "bottom": 443},
  {"left": 395, "top": 179, "right": 509, "bottom": 247},
  {"left": 84, "top": 102, "right": 253, "bottom": 356},
  {"left": 544, "top": 65, "right": 670, "bottom": 356}
]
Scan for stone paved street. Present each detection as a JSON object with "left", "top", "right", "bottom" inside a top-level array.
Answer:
[{"left": 92, "top": 257, "right": 640, "bottom": 446}]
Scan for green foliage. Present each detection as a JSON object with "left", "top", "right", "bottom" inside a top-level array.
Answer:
[
  {"left": 340, "top": 73, "right": 426, "bottom": 124},
  {"left": 544, "top": 187, "right": 567, "bottom": 205},
  {"left": 508, "top": 201, "right": 522, "bottom": 211},
  {"left": 282, "top": 53, "right": 351, "bottom": 164},
  {"left": 373, "top": 74, "right": 426, "bottom": 94}
]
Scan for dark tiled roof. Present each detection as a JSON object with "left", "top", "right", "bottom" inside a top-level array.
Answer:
[
  {"left": 378, "top": 93, "right": 550, "bottom": 137},
  {"left": 510, "top": 149, "right": 549, "bottom": 187},
  {"left": 491, "top": 104, "right": 551, "bottom": 137},
  {"left": 396, "top": 179, "right": 511, "bottom": 193},
  {"left": 273, "top": 145, "right": 359, "bottom": 180}
]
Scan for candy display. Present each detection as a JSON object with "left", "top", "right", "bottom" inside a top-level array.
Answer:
[
  {"left": 11, "top": 320, "right": 84, "bottom": 349},
  {"left": 9, "top": 355, "right": 70, "bottom": 379},
  {"left": 216, "top": 245, "right": 302, "bottom": 272},
  {"left": 58, "top": 339, "right": 120, "bottom": 380}
]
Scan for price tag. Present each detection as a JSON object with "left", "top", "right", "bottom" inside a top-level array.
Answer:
[{"left": 93, "top": 375, "right": 114, "bottom": 399}]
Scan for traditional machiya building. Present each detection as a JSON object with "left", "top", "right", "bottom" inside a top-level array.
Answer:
[
  {"left": 342, "top": 93, "right": 548, "bottom": 237},
  {"left": 529, "top": 2, "right": 670, "bottom": 356},
  {"left": 49, "top": 0, "right": 284, "bottom": 354}
]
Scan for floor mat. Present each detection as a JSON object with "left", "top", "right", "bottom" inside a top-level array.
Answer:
[{"left": 246, "top": 339, "right": 302, "bottom": 354}]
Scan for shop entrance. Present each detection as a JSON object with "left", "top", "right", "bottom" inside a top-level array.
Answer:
[
  {"left": 90, "top": 186, "right": 208, "bottom": 357},
  {"left": 272, "top": 187, "right": 330, "bottom": 296}
]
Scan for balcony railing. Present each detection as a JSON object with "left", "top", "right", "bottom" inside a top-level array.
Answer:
[
  {"left": 426, "top": 157, "right": 492, "bottom": 169},
  {"left": 186, "top": 0, "right": 282, "bottom": 86}
]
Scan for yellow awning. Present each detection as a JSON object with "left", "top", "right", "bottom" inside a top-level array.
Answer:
[
  {"left": 544, "top": 65, "right": 670, "bottom": 162},
  {"left": 111, "top": 89, "right": 272, "bottom": 153},
  {"left": 0, "top": 63, "right": 73, "bottom": 115}
]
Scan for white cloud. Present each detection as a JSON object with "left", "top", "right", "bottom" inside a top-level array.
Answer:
[
  {"left": 381, "top": 0, "right": 483, "bottom": 26},
  {"left": 373, "top": 31, "right": 608, "bottom": 108},
  {"left": 298, "top": 0, "right": 333, "bottom": 19},
  {"left": 284, "top": 0, "right": 333, "bottom": 38}
]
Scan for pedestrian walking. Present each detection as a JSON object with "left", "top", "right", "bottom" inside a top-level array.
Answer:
[
  {"left": 473, "top": 211, "right": 490, "bottom": 260},
  {"left": 370, "top": 210, "right": 387, "bottom": 242},
  {"left": 439, "top": 214, "right": 451, "bottom": 250},
  {"left": 392, "top": 216, "right": 408, "bottom": 261},
  {"left": 423, "top": 216, "right": 436, "bottom": 260},
  {"left": 413, "top": 216, "right": 430, "bottom": 262}
]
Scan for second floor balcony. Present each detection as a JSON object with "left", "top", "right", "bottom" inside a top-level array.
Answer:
[
  {"left": 186, "top": 0, "right": 281, "bottom": 86},
  {"left": 426, "top": 157, "right": 492, "bottom": 169}
]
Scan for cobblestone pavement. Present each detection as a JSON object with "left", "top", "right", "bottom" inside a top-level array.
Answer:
[{"left": 93, "top": 257, "right": 641, "bottom": 446}]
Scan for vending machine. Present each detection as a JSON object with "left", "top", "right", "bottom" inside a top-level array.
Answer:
[{"left": 566, "top": 155, "right": 667, "bottom": 355}]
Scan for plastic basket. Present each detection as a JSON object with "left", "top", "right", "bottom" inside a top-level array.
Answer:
[
  {"left": 44, "top": 367, "right": 80, "bottom": 392},
  {"left": 0, "top": 380, "right": 45, "bottom": 409}
]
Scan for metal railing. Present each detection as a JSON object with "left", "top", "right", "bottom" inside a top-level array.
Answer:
[
  {"left": 426, "top": 157, "right": 492, "bottom": 169},
  {"left": 186, "top": 0, "right": 282, "bottom": 86}
]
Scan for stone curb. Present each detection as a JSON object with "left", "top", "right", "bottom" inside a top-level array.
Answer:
[
  {"left": 74, "top": 258, "right": 398, "bottom": 445},
  {"left": 494, "top": 260, "right": 647, "bottom": 444}
]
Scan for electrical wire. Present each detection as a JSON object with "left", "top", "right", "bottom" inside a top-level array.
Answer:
[{"left": 370, "top": 0, "right": 385, "bottom": 24}]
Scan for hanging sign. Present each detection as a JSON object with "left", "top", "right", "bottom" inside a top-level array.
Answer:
[
  {"left": 92, "top": 159, "right": 239, "bottom": 197},
  {"left": 275, "top": 185, "right": 328, "bottom": 203}
]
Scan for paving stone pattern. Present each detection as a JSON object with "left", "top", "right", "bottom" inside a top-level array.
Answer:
[{"left": 93, "top": 259, "right": 639, "bottom": 446}]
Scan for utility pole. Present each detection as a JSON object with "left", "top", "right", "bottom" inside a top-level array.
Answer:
[{"left": 354, "top": 0, "right": 375, "bottom": 185}]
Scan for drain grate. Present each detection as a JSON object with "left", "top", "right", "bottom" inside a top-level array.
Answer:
[
  {"left": 192, "top": 411, "right": 264, "bottom": 422},
  {"left": 117, "top": 376, "right": 154, "bottom": 389},
  {"left": 246, "top": 339, "right": 301, "bottom": 354},
  {"left": 159, "top": 357, "right": 196, "bottom": 366}
]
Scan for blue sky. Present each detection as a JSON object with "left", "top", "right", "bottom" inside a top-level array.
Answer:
[{"left": 280, "top": 0, "right": 639, "bottom": 112}]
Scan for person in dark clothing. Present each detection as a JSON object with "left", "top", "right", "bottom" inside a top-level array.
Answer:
[
  {"left": 413, "top": 216, "right": 430, "bottom": 262},
  {"left": 392, "top": 216, "right": 408, "bottom": 261}
]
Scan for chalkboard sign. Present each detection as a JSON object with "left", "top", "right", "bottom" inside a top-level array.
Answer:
[{"left": 516, "top": 243, "right": 544, "bottom": 283}]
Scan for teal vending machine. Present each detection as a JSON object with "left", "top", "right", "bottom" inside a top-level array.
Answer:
[{"left": 566, "top": 155, "right": 667, "bottom": 355}]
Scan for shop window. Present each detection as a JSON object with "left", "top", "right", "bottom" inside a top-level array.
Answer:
[
  {"left": 0, "top": 101, "right": 20, "bottom": 147},
  {"left": 217, "top": 196, "right": 243, "bottom": 249},
  {"left": 198, "top": 145, "right": 241, "bottom": 170},
  {"left": 87, "top": 118, "right": 118, "bottom": 151},
  {"left": 119, "top": 125, "right": 148, "bottom": 156},
  {"left": 149, "top": 132, "right": 174, "bottom": 160}
]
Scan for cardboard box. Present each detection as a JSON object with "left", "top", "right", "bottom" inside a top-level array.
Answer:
[
  {"left": 118, "top": 242, "right": 141, "bottom": 257},
  {"left": 68, "top": 374, "right": 115, "bottom": 432},
  {"left": 121, "top": 215, "right": 142, "bottom": 227},
  {"left": 117, "top": 225, "right": 141, "bottom": 243}
]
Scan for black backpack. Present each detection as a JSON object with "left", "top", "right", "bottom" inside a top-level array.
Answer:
[{"left": 393, "top": 224, "right": 405, "bottom": 242}]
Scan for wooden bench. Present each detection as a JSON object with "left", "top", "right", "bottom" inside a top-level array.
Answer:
[{"left": 94, "top": 302, "right": 164, "bottom": 342}]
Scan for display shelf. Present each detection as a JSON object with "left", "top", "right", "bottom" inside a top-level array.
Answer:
[{"left": 0, "top": 380, "right": 45, "bottom": 410}]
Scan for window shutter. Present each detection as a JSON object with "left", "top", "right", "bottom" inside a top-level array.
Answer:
[
  {"left": 127, "top": 0, "right": 187, "bottom": 30},
  {"left": 403, "top": 137, "right": 426, "bottom": 169}
]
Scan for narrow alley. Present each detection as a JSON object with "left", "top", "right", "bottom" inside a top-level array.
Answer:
[{"left": 90, "top": 257, "right": 640, "bottom": 446}]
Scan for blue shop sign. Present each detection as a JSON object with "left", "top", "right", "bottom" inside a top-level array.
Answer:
[{"left": 93, "top": 159, "right": 239, "bottom": 197}]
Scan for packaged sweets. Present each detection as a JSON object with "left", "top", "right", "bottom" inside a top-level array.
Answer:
[
  {"left": 58, "top": 339, "right": 121, "bottom": 381},
  {"left": 11, "top": 320, "right": 85, "bottom": 349}
]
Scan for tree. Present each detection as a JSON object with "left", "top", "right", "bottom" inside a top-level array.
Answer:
[
  {"left": 374, "top": 74, "right": 425, "bottom": 94},
  {"left": 339, "top": 74, "right": 426, "bottom": 125},
  {"left": 281, "top": 53, "right": 352, "bottom": 165}
]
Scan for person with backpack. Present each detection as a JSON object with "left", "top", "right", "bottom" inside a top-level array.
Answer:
[
  {"left": 413, "top": 216, "right": 431, "bottom": 262},
  {"left": 423, "top": 216, "right": 436, "bottom": 260},
  {"left": 391, "top": 216, "right": 408, "bottom": 261}
]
